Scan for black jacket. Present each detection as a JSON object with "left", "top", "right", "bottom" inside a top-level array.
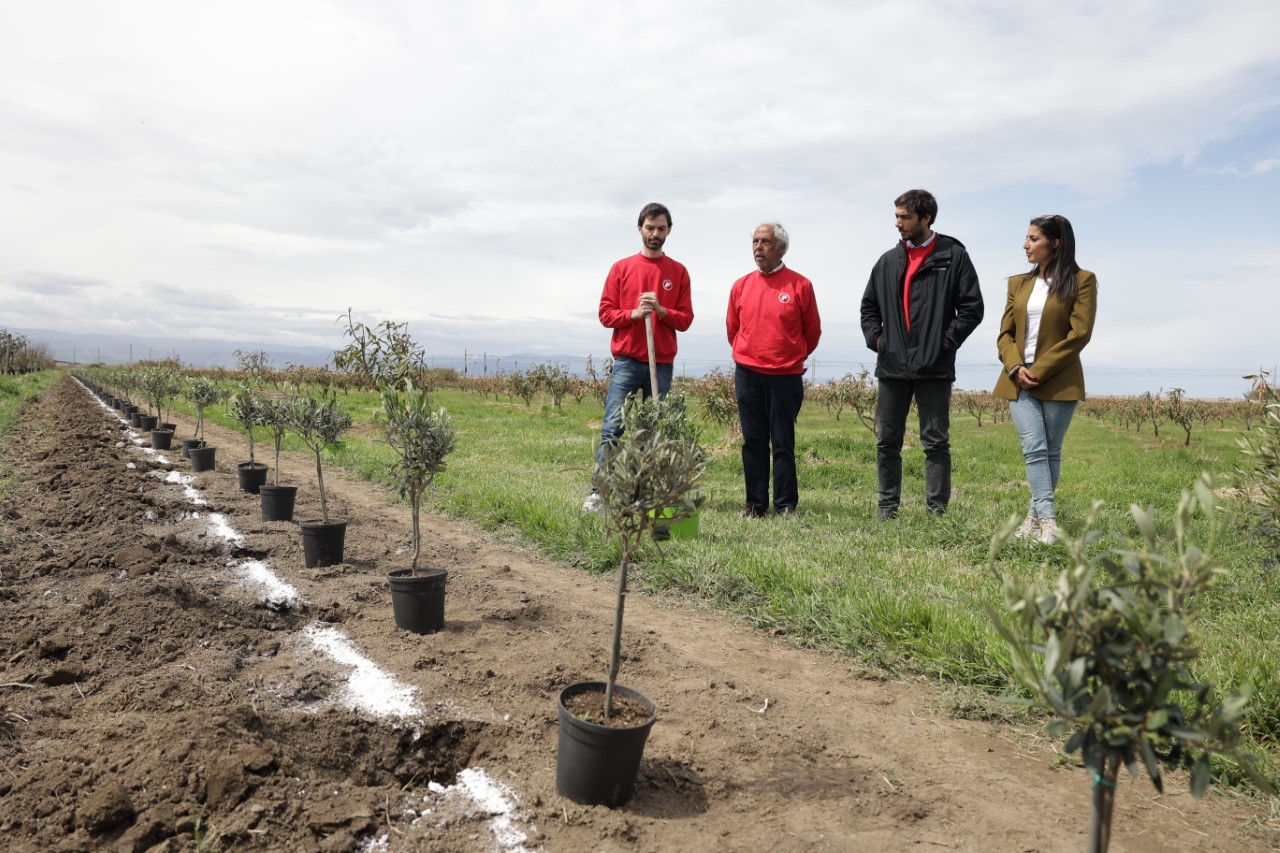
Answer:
[{"left": 860, "top": 234, "right": 984, "bottom": 380}]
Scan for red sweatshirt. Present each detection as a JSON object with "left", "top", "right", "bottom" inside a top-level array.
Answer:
[
  {"left": 726, "top": 266, "right": 821, "bottom": 375},
  {"left": 598, "top": 254, "right": 693, "bottom": 363}
]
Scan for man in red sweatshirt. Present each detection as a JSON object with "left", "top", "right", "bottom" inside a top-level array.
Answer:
[
  {"left": 582, "top": 202, "right": 694, "bottom": 513},
  {"left": 726, "top": 222, "right": 822, "bottom": 517}
]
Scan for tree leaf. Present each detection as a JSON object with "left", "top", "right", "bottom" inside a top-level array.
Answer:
[
  {"left": 1130, "top": 505, "right": 1157, "bottom": 544},
  {"left": 1190, "top": 752, "right": 1211, "bottom": 798},
  {"left": 1140, "top": 739, "right": 1164, "bottom": 793}
]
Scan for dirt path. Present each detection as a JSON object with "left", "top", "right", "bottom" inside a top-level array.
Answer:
[{"left": 0, "top": 375, "right": 1273, "bottom": 852}]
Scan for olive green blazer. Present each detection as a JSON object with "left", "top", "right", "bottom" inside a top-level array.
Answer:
[{"left": 993, "top": 270, "right": 1097, "bottom": 401}]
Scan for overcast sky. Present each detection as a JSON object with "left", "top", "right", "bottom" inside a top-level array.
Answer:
[{"left": 2, "top": 1, "right": 1278, "bottom": 396}]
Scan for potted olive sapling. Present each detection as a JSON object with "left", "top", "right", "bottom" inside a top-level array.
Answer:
[
  {"left": 230, "top": 384, "right": 269, "bottom": 493},
  {"left": 379, "top": 377, "right": 456, "bottom": 633},
  {"left": 556, "top": 392, "right": 707, "bottom": 807},
  {"left": 987, "top": 475, "right": 1272, "bottom": 853},
  {"left": 156, "top": 366, "right": 182, "bottom": 433},
  {"left": 290, "top": 390, "right": 353, "bottom": 567},
  {"left": 144, "top": 367, "right": 179, "bottom": 450},
  {"left": 258, "top": 396, "right": 300, "bottom": 522},
  {"left": 184, "top": 376, "right": 221, "bottom": 471}
]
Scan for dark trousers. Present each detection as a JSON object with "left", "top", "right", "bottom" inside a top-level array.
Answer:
[
  {"left": 735, "top": 365, "right": 804, "bottom": 512},
  {"left": 875, "top": 377, "right": 952, "bottom": 513}
]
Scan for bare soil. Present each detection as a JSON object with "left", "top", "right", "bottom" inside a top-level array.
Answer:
[{"left": 1, "top": 375, "right": 1275, "bottom": 852}]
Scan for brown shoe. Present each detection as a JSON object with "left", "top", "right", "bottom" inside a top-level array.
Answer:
[
  {"left": 740, "top": 506, "right": 766, "bottom": 518},
  {"left": 776, "top": 507, "right": 797, "bottom": 518}
]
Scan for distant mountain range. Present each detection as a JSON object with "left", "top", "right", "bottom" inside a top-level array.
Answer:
[{"left": 15, "top": 326, "right": 596, "bottom": 377}]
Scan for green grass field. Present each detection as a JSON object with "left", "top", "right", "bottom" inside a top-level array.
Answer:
[{"left": 55, "top": 371, "right": 1280, "bottom": 781}]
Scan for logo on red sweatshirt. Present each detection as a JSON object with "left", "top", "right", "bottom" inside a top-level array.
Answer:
[
  {"left": 662, "top": 280, "right": 673, "bottom": 291},
  {"left": 778, "top": 292, "right": 791, "bottom": 304}
]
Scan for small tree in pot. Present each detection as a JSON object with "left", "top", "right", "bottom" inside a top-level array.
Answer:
[
  {"left": 230, "top": 384, "right": 269, "bottom": 492},
  {"left": 556, "top": 392, "right": 706, "bottom": 807},
  {"left": 156, "top": 366, "right": 183, "bottom": 428},
  {"left": 256, "top": 394, "right": 301, "bottom": 520},
  {"left": 593, "top": 392, "right": 706, "bottom": 716},
  {"left": 377, "top": 378, "right": 455, "bottom": 571},
  {"left": 289, "top": 390, "right": 352, "bottom": 526},
  {"left": 231, "top": 385, "right": 267, "bottom": 462},
  {"left": 289, "top": 389, "right": 353, "bottom": 566},
  {"left": 987, "top": 475, "right": 1271, "bottom": 853},
  {"left": 260, "top": 396, "right": 299, "bottom": 489},
  {"left": 187, "top": 376, "right": 221, "bottom": 444}
]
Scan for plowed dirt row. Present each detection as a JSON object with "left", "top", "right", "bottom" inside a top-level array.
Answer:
[{"left": 0, "top": 375, "right": 1272, "bottom": 852}]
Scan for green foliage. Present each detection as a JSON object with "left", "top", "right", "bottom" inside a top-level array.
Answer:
[
  {"left": 333, "top": 308, "right": 424, "bottom": 390},
  {"left": 230, "top": 384, "right": 267, "bottom": 463},
  {"left": 185, "top": 376, "right": 222, "bottom": 442},
  {"left": 988, "top": 476, "right": 1270, "bottom": 849},
  {"left": 594, "top": 392, "right": 707, "bottom": 718},
  {"left": 289, "top": 391, "right": 353, "bottom": 523},
  {"left": 259, "top": 395, "right": 300, "bottom": 487},
  {"left": 696, "top": 366, "right": 738, "bottom": 434},
  {"left": 189, "top": 377, "right": 1280, "bottom": 781},
  {"left": 1236, "top": 402, "right": 1280, "bottom": 548},
  {"left": 377, "top": 378, "right": 456, "bottom": 568}
]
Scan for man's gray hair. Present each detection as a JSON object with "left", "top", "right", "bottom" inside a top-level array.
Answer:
[{"left": 754, "top": 222, "right": 789, "bottom": 248}]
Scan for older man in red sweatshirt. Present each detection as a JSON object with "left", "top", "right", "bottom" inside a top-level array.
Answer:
[{"left": 726, "top": 222, "right": 822, "bottom": 517}]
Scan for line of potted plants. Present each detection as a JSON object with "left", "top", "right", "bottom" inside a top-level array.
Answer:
[{"left": 556, "top": 392, "right": 706, "bottom": 808}]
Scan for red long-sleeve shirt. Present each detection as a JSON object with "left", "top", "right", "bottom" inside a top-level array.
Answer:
[
  {"left": 726, "top": 266, "right": 821, "bottom": 375},
  {"left": 598, "top": 254, "right": 693, "bottom": 363}
]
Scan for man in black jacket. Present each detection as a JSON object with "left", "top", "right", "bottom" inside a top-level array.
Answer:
[{"left": 860, "top": 189, "right": 984, "bottom": 519}]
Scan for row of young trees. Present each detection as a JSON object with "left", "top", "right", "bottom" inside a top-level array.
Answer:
[
  {"left": 67, "top": 335, "right": 1280, "bottom": 847},
  {"left": 0, "top": 329, "right": 56, "bottom": 375}
]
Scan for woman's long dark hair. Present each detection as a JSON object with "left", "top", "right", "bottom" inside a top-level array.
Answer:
[{"left": 1029, "top": 214, "right": 1081, "bottom": 301}]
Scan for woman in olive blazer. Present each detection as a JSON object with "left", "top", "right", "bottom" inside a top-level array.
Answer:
[{"left": 993, "top": 214, "right": 1097, "bottom": 543}]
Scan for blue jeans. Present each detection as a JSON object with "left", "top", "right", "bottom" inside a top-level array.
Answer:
[
  {"left": 1007, "top": 391, "right": 1077, "bottom": 520},
  {"left": 595, "top": 355, "right": 673, "bottom": 472},
  {"left": 735, "top": 365, "right": 805, "bottom": 512},
  {"left": 875, "top": 378, "right": 952, "bottom": 513}
]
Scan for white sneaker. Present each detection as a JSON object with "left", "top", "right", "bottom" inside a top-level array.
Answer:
[
  {"left": 1013, "top": 513, "right": 1039, "bottom": 539},
  {"left": 1036, "top": 519, "right": 1061, "bottom": 545},
  {"left": 581, "top": 493, "right": 604, "bottom": 513}
]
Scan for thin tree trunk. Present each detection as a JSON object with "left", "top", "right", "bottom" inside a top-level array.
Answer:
[
  {"left": 1088, "top": 753, "right": 1121, "bottom": 853},
  {"left": 315, "top": 450, "right": 329, "bottom": 523},
  {"left": 411, "top": 492, "right": 421, "bottom": 571},
  {"left": 604, "top": 541, "right": 634, "bottom": 721}
]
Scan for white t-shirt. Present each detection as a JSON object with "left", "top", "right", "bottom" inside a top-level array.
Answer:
[{"left": 1024, "top": 277, "right": 1051, "bottom": 363}]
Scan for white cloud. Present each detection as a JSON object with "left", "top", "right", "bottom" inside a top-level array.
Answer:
[{"left": 1, "top": 1, "right": 1278, "bottom": 394}]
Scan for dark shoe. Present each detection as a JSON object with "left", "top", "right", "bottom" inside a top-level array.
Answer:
[
  {"left": 740, "top": 506, "right": 767, "bottom": 518},
  {"left": 776, "top": 507, "right": 797, "bottom": 518},
  {"left": 927, "top": 505, "right": 946, "bottom": 517},
  {"left": 878, "top": 507, "right": 898, "bottom": 521}
]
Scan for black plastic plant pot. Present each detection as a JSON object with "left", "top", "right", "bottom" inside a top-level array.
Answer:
[
  {"left": 138, "top": 414, "right": 158, "bottom": 432},
  {"left": 159, "top": 422, "right": 176, "bottom": 432},
  {"left": 179, "top": 438, "right": 204, "bottom": 459},
  {"left": 129, "top": 411, "right": 144, "bottom": 428},
  {"left": 150, "top": 429, "right": 174, "bottom": 450},
  {"left": 556, "top": 681, "right": 657, "bottom": 807},
  {"left": 387, "top": 568, "right": 448, "bottom": 634},
  {"left": 259, "top": 485, "right": 298, "bottom": 522},
  {"left": 300, "top": 520, "right": 347, "bottom": 568},
  {"left": 188, "top": 445, "right": 217, "bottom": 473},
  {"left": 236, "top": 462, "right": 269, "bottom": 494}
]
